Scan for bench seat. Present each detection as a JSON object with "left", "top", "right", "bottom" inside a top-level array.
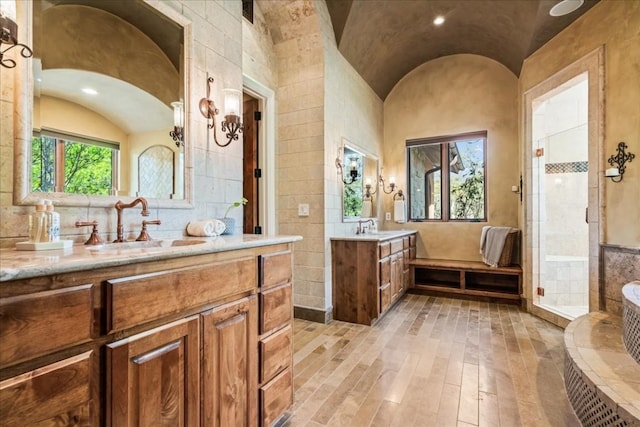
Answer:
[{"left": 409, "top": 258, "right": 522, "bottom": 303}]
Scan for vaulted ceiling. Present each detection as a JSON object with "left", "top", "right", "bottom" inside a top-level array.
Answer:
[{"left": 326, "top": 0, "right": 599, "bottom": 99}]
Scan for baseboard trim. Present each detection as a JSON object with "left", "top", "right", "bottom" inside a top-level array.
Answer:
[{"left": 294, "top": 305, "right": 332, "bottom": 324}]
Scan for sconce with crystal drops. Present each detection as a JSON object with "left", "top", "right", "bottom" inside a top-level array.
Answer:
[
  {"left": 199, "top": 76, "right": 243, "bottom": 147},
  {"left": 335, "top": 155, "right": 360, "bottom": 184},
  {"left": 606, "top": 141, "right": 635, "bottom": 183},
  {"left": 1, "top": 0, "right": 33, "bottom": 68},
  {"left": 169, "top": 101, "right": 184, "bottom": 147}
]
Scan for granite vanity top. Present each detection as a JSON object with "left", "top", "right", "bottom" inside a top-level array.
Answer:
[
  {"left": 330, "top": 229, "right": 417, "bottom": 242},
  {"left": 0, "top": 234, "right": 302, "bottom": 281}
]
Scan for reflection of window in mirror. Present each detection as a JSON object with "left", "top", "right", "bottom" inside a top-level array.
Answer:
[
  {"left": 31, "top": 130, "right": 119, "bottom": 196},
  {"left": 407, "top": 131, "right": 487, "bottom": 221},
  {"left": 29, "top": 0, "right": 184, "bottom": 201},
  {"left": 138, "top": 146, "right": 175, "bottom": 199},
  {"left": 342, "top": 146, "right": 364, "bottom": 218}
]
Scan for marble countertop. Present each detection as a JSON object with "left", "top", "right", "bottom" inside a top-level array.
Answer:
[
  {"left": 0, "top": 235, "right": 302, "bottom": 282},
  {"left": 330, "top": 229, "right": 417, "bottom": 242}
]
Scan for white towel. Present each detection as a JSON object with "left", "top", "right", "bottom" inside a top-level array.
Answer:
[
  {"left": 481, "top": 226, "right": 512, "bottom": 267},
  {"left": 186, "top": 220, "right": 225, "bottom": 237},
  {"left": 361, "top": 200, "right": 373, "bottom": 218},
  {"left": 394, "top": 200, "right": 406, "bottom": 223}
]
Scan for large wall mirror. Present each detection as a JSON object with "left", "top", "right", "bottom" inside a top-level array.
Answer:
[
  {"left": 14, "top": 0, "right": 193, "bottom": 208},
  {"left": 341, "top": 141, "right": 379, "bottom": 221}
]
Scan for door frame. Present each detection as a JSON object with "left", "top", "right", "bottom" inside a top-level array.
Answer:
[
  {"left": 243, "top": 75, "right": 276, "bottom": 235},
  {"left": 522, "top": 46, "right": 605, "bottom": 327}
]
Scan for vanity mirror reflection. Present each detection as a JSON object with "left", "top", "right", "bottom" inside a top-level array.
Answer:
[
  {"left": 340, "top": 142, "right": 379, "bottom": 221},
  {"left": 15, "top": 0, "right": 192, "bottom": 207}
]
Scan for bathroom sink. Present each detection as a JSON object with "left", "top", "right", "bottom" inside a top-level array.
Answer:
[{"left": 87, "top": 239, "right": 207, "bottom": 252}]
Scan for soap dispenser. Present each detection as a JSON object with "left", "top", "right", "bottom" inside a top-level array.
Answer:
[
  {"left": 44, "top": 199, "right": 60, "bottom": 242},
  {"left": 28, "top": 200, "right": 47, "bottom": 242}
]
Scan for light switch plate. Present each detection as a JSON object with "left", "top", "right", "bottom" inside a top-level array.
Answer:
[{"left": 298, "top": 203, "right": 309, "bottom": 216}]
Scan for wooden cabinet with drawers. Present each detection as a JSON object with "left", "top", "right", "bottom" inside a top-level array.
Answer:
[
  {"left": 331, "top": 232, "right": 417, "bottom": 326},
  {"left": 258, "top": 250, "right": 294, "bottom": 427},
  {"left": 0, "top": 241, "right": 296, "bottom": 426}
]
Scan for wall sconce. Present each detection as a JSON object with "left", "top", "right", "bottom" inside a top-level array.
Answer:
[
  {"left": 364, "top": 177, "right": 377, "bottom": 199},
  {"left": 380, "top": 174, "right": 397, "bottom": 194},
  {"left": 336, "top": 155, "right": 360, "bottom": 184},
  {"left": 199, "top": 76, "right": 243, "bottom": 148},
  {"left": 169, "top": 101, "right": 184, "bottom": 147},
  {"left": 606, "top": 141, "right": 635, "bottom": 182},
  {"left": 1, "top": 0, "right": 33, "bottom": 68}
]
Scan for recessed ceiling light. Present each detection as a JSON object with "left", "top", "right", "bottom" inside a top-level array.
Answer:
[
  {"left": 433, "top": 16, "right": 445, "bottom": 26},
  {"left": 549, "top": 0, "right": 584, "bottom": 17},
  {"left": 82, "top": 88, "right": 98, "bottom": 95}
]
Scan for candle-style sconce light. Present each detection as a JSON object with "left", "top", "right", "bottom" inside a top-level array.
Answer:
[
  {"left": 169, "top": 101, "right": 184, "bottom": 147},
  {"left": 606, "top": 141, "right": 635, "bottom": 183},
  {"left": 364, "top": 177, "right": 377, "bottom": 199},
  {"left": 199, "top": 76, "right": 243, "bottom": 148},
  {"left": 336, "top": 155, "right": 360, "bottom": 185},
  {"left": 380, "top": 174, "right": 397, "bottom": 194}
]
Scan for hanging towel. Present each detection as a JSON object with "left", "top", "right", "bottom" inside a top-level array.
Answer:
[
  {"left": 361, "top": 199, "right": 373, "bottom": 218},
  {"left": 481, "top": 226, "right": 512, "bottom": 267},
  {"left": 186, "top": 220, "right": 226, "bottom": 237},
  {"left": 394, "top": 200, "right": 406, "bottom": 223}
]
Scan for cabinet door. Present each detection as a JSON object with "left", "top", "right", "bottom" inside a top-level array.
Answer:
[
  {"left": 202, "top": 296, "right": 258, "bottom": 427},
  {"left": 107, "top": 316, "right": 200, "bottom": 427},
  {"left": 390, "top": 254, "right": 402, "bottom": 300},
  {"left": 0, "top": 351, "right": 95, "bottom": 426}
]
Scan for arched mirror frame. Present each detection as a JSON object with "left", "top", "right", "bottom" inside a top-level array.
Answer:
[{"left": 12, "top": 0, "right": 194, "bottom": 209}]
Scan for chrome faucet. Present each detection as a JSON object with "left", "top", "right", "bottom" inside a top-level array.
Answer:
[
  {"left": 356, "top": 218, "right": 375, "bottom": 234},
  {"left": 114, "top": 197, "right": 149, "bottom": 242}
]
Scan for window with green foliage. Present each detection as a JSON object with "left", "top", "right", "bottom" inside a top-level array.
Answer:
[
  {"left": 407, "top": 131, "right": 486, "bottom": 221},
  {"left": 342, "top": 146, "right": 364, "bottom": 218},
  {"left": 31, "top": 131, "right": 118, "bottom": 196}
]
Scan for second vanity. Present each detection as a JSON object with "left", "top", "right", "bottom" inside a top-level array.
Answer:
[
  {"left": 331, "top": 230, "right": 417, "bottom": 326},
  {"left": 0, "top": 235, "right": 300, "bottom": 426}
]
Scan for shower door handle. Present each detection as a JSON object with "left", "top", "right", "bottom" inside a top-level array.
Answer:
[{"left": 585, "top": 207, "right": 588, "bottom": 223}]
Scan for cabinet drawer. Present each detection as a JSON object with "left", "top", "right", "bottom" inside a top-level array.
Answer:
[
  {"left": 380, "top": 283, "right": 391, "bottom": 314},
  {"left": 106, "top": 257, "right": 256, "bottom": 333},
  {"left": 0, "top": 351, "right": 93, "bottom": 425},
  {"left": 0, "top": 284, "right": 93, "bottom": 367},
  {"left": 260, "top": 250, "right": 292, "bottom": 289},
  {"left": 409, "top": 234, "right": 416, "bottom": 247},
  {"left": 260, "top": 282, "right": 292, "bottom": 335},
  {"left": 260, "top": 368, "right": 292, "bottom": 427},
  {"left": 403, "top": 236, "right": 409, "bottom": 249},
  {"left": 390, "top": 239, "right": 404, "bottom": 254},
  {"left": 379, "top": 242, "right": 391, "bottom": 258},
  {"left": 260, "top": 325, "right": 292, "bottom": 383}
]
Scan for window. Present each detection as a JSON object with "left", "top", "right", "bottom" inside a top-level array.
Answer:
[
  {"left": 31, "top": 130, "right": 119, "bottom": 196},
  {"left": 407, "top": 131, "right": 486, "bottom": 221}
]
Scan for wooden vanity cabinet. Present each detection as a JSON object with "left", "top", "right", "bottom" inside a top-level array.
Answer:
[
  {"left": 332, "top": 233, "right": 417, "bottom": 326},
  {"left": 0, "top": 242, "right": 295, "bottom": 427}
]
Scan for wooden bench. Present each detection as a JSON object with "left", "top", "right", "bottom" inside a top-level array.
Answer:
[{"left": 408, "top": 259, "right": 522, "bottom": 303}]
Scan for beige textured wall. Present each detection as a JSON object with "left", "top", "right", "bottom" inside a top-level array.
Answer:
[
  {"left": 242, "top": 2, "right": 277, "bottom": 90},
  {"left": 383, "top": 54, "right": 519, "bottom": 261},
  {"left": 256, "top": 0, "right": 383, "bottom": 313},
  {"left": 520, "top": 0, "right": 640, "bottom": 246},
  {"left": 259, "top": 1, "right": 327, "bottom": 311},
  {"left": 1, "top": 0, "right": 245, "bottom": 244}
]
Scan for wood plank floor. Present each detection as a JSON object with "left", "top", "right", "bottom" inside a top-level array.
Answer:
[{"left": 282, "top": 294, "right": 580, "bottom": 427}]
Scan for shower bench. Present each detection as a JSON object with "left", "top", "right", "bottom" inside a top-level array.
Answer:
[{"left": 408, "top": 258, "right": 522, "bottom": 303}]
